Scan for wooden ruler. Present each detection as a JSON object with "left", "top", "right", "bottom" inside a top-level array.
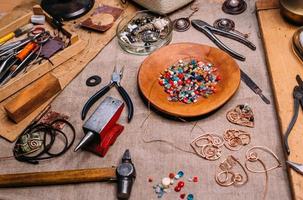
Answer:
[{"left": 256, "top": 0, "right": 303, "bottom": 199}]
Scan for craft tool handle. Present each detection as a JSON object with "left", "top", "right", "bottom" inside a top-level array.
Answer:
[
  {"left": 81, "top": 84, "right": 112, "bottom": 120},
  {"left": 16, "top": 42, "right": 37, "bottom": 61},
  {"left": 117, "top": 86, "right": 134, "bottom": 122},
  {"left": 0, "top": 167, "right": 117, "bottom": 187},
  {"left": 0, "top": 32, "right": 15, "bottom": 44}
]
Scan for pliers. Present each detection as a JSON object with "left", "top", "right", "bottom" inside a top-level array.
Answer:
[
  {"left": 284, "top": 75, "right": 303, "bottom": 154},
  {"left": 191, "top": 20, "right": 256, "bottom": 61},
  {"left": 285, "top": 75, "right": 303, "bottom": 175},
  {"left": 81, "top": 66, "right": 134, "bottom": 122}
]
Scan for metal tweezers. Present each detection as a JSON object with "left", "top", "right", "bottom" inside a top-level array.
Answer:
[{"left": 191, "top": 20, "right": 256, "bottom": 61}]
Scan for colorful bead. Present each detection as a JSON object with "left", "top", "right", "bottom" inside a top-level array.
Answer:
[
  {"left": 187, "top": 194, "right": 194, "bottom": 200},
  {"left": 180, "top": 193, "right": 186, "bottom": 199},
  {"left": 193, "top": 176, "right": 198, "bottom": 182},
  {"left": 174, "top": 185, "right": 181, "bottom": 192},
  {"left": 148, "top": 177, "right": 153, "bottom": 182},
  {"left": 169, "top": 173, "right": 175, "bottom": 179},
  {"left": 177, "top": 171, "right": 184, "bottom": 178},
  {"left": 161, "top": 177, "right": 171, "bottom": 188},
  {"left": 159, "top": 59, "right": 220, "bottom": 104},
  {"left": 177, "top": 181, "right": 185, "bottom": 188}
]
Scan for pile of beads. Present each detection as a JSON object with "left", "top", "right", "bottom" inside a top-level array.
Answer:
[
  {"left": 159, "top": 59, "right": 221, "bottom": 104},
  {"left": 151, "top": 170, "right": 197, "bottom": 199}
]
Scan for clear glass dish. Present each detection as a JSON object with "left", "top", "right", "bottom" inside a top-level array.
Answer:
[{"left": 116, "top": 10, "right": 173, "bottom": 55}]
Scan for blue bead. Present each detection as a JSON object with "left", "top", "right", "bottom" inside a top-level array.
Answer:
[
  {"left": 177, "top": 171, "right": 184, "bottom": 178},
  {"left": 187, "top": 194, "right": 194, "bottom": 200}
]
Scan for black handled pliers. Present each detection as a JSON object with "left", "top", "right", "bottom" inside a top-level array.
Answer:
[
  {"left": 191, "top": 20, "right": 256, "bottom": 61},
  {"left": 81, "top": 66, "right": 134, "bottom": 122},
  {"left": 284, "top": 75, "right": 303, "bottom": 154}
]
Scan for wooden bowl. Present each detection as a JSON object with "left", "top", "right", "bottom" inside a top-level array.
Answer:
[{"left": 137, "top": 43, "right": 241, "bottom": 118}]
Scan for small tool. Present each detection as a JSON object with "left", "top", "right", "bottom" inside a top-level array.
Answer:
[
  {"left": 191, "top": 19, "right": 256, "bottom": 61},
  {"left": 240, "top": 69, "right": 271, "bottom": 104},
  {"left": 287, "top": 161, "right": 303, "bottom": 175},
  {"left": 0, "top": 149, "right": 136, "bottom": 200},
  {"left": 284, "top": 75, "right": 303, "bottom": 154},
  {"left": 75, "top": 96, "right": 124, "bottom": 153},
  {"left": 81, "top": 66, "right": 134, "bottom": 122},
  {"left": 0, "top": 24, "right": 33, "bottom": 45},
  {"left": 0, "top": 29, "right": 50, "bottom": 85}
]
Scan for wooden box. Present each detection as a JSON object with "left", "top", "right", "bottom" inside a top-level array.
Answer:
[{"left": 0, "top": 5, "right": 85, "bottom": 102}]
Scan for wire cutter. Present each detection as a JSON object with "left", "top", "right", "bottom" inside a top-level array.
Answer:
[
  {"left": 191, "top": 20, "right": 256, "bottom": 61},
  {"left": 81, "top": 66, "right": 134, "bottom": 122}
]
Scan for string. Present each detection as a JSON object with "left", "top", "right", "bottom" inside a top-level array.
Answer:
[{"left": 140, "top": 68, "right": 205, "bottom": 156}]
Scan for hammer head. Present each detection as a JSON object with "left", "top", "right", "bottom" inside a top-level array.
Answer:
[{"left": 116, "top": 149, "right": 136, "bottom": 199}]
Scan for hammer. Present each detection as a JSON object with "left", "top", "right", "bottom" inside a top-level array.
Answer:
[{"left": 0, "top": 150, "right": 136, "bottom": 200}]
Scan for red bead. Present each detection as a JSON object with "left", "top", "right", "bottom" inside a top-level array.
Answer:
[
  {"left": 148, "top": 178, "right": 153, "bottom": 182},
  {"left": 186, "top": 79, "right": 191, "bottom": 84},
  {"left": 216, "top": 75, "right": 221, "bottom": 81},
  {"left": 178, "top": 74, "right": 184, "bottom": 79},
  {"left": 174, "top": 186, "right": 181, "bottom": 192},
  {"left": 178, "top": 181, "right": 185, "bottom": 188},
  {"left": 180, "top": 193, "right": 186, "bottom": 199},
  {"left": 193, "top": 176, "right": 198, "bottom": 182},
  {"left": 169, "top": 173, "right": 175, "bottom": 179}
]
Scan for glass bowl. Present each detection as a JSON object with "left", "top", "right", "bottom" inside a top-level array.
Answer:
[{"left": 116, "top": 10, "right": 173, "bottom": 55}]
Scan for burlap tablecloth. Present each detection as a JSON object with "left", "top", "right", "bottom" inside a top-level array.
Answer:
[{"left": 0, "top": 0, "right": 291, "bottom": 199}]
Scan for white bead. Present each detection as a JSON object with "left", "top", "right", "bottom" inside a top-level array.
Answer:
[{"left": 162, "top": 177, "right": 171, "bottom": 188}]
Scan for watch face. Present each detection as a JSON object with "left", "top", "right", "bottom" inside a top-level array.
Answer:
[{"left": 117, "top": 163, "right": 134, "bottom": 176}]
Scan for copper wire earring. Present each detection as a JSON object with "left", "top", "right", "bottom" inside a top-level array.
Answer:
[
  {"left": 215, "top": 155, "right": 248, "bottom": 187},
  {"left": 223, "top": 129, "right": 251, "bottom": 151},
  {"left": 190, "top": 133, "right": 224, "bottom": 161},
  {"left": 245, "top": 146, "right": 282, "bottom": 173},
  {"left": 226, "top": 104, "right": 254, "bottom": 128}
]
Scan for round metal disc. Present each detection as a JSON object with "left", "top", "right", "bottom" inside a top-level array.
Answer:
[
  {"left": 86, "top": 75, "right": 101, "bottom": 87},
  {"left": 173, "top": 18, "right": 191, "bottom": 32},
  {"left": 41, "top": 0, "right": 95, "bottom": 21},
  {"left": 222, "top": 0, "right": 247, "bottom": 15},
  {"left": 213, "top": 18, "right": 235, "bottom": 32}
]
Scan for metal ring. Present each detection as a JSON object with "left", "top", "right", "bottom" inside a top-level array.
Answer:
[{"left": 86, "top": 75, "right": 102, "bottom": 87}]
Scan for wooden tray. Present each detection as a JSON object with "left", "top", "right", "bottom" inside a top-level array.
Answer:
[
  {"left": 0, "top": 5, "right": 85, "bottom": 102},
  {"left": 256, "top": 0, "right": 303, "bottom": 199},
  {"left": 137, "top": 43, "right": 240, "bottom": 118},
  {"left": 0, "top": 0, "right": 137, "bottom": 142}
]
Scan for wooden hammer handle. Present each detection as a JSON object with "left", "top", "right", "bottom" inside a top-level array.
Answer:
[{"left": 0, "top": 167, "right": 116, "bottom": 187}]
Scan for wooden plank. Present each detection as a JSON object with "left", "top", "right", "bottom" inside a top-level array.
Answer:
[
  {"left": 257, "top": 6, "right": 303, "bottom": 200},
  {"left": 0, "top": 0, "right": 138, "bottom": 142},
  {"left": 256, "top": 0, "right": 279, "bottom": 10}
]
